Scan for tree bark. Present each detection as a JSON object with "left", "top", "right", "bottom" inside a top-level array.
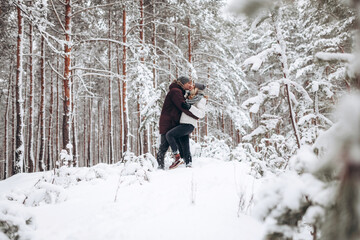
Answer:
[
  {"left": 97, "top": 100, "right": 102, "bottom": 164},
  {"left": 152, "top": 0, "right": 157, "bottom": 89},
  {"left": 188, "top": 17, "right": 191, "bottom": 78},
  {"left": 27, "top": 21, "right": 35, "bottom": 173},
  {"left": 271, "top": 11, "right": 301, "bottom": 149},
  {"left": 62, "top": 0, "right": 73, "bottom": 163},
  {"left": 56, "top": 55, "right": 60, "bottom": 168},
  {"left": 122, "top": 4, "right": 129, "bottom": 154},
  {"left": 14, "top": 4, "right": 25, "bottom": 174},
  {"left": 87, "top": 99, "right": 92, "bottom": 167},
  {"left": 116, "top": 18, "right": 123, "bottom": 159},
  {"left": 108, "top": 6, "right": 114, "bottom": 163},
  {"left": 3, "top": 66, "right": 13, "bottom": 179},
  {"left": 83, "top": 102, "right": 87, "bottom": 166},
  {"left": 71, "top": 67, "right": 78, "bottom": 167},
  {"left": 140, "top": 0, "right": 149, "bottom": 155},
  {"left": 38, "top": 35, "right": 46, "bottom": 171},
  {"left": 47, "top": 70, "right": 54, "bottom": 170}
]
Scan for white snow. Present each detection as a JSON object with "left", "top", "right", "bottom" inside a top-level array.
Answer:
[
  {"left": 315, "top": 52, "right": 354, "bottom": 62},
  {"left": 225, "top": 0, "right": 273, "bottom": 15},
  {"left": 0, "top": 158, "right": 265, "bottom": 240}
]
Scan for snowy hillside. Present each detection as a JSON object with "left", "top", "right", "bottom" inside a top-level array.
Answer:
[{"left": 0, "top": 158, "right": 265, "bottom": 240}]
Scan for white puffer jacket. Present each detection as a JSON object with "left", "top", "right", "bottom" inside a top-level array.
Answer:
[{"left": 180, "top": 97, "right": 207, "bottom": 127}]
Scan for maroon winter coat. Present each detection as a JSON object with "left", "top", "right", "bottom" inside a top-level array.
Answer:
[{"left": 159, "top": 82, "right": 199, "bottom": 134}]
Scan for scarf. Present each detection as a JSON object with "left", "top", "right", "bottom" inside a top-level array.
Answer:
[{"left": 186, "top": 93, "right": 204, "bottom": 105}]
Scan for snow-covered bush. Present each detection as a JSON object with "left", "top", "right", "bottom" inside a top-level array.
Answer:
[
  {"left": 252, "top": 148, "right": 336, "bottom": 240},
  {"left": 59, "top": 147, "right": 73, "bottom": 167},
  {"left": 253, "top": 93, "right": 360, "bottom": 240},
  {"left": 23, "top": 182, "right": 67, "bottom": 207},
  {"left": 200, "top": 136, "right": 231, "bottom": 161},
  {"left": 242, "top": 113, "right": 297, "bottom": 170},
  {"left": 0, "top": 202, "right": 37, "bottom": 240},
  {"left": 116, "top": 152, "right": 155, "bottom": 186},
  {"left": 190, "top": 139, "right": 202, "bottom": 158},
  {"left": 231, "top": 143, "right": 265, "bottom": 178},
  {"left": 6, "top": 180, "right": 68, "bottom": 207},
  {"left": 52, "top": 165, "right": 109, "bottom": 188},
  {"left": 234, "top": 130, "right": 292, "bottom": 178}
]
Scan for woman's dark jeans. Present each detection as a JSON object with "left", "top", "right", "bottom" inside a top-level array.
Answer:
[
  {"left": 157, "top": 124, "right": 194, "bottom": 167},
  {"left": 166, "top": 124, "right": 194, "bottom": 164}
]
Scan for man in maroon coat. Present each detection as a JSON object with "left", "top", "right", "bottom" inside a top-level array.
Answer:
[{"left": 157, "top": 76, "right": 198, "bottom": 169}]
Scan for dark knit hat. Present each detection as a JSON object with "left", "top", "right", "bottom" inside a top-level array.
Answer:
[
  {"left": 195, "top": 83, "right": 206, "bottom": 90},
  {"left": 177, "top": 76, "right": 190, "bottom": 85}
]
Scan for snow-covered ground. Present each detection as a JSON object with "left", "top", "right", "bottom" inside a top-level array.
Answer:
[{"left": 0, "top": 157, "right": 265, "bottom": 240}]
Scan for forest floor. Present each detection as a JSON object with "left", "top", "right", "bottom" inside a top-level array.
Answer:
[{"left": 0, "top": 157, "right": 265, "bottom": 240}]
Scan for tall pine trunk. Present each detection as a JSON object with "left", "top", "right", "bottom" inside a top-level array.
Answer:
[
  {"left": 108, "top": 6, "right": 114, "bottom": 163},
  {"left": 55, "top": 55, "right": 60, "bottom": 167},
  {"left": 187, "top": 17, "right": 191, "bottom": 78},
  {"left": 14, "top": 3, "right": 25, "bottom": 174},
  {"left": 3, "top": 67, "right": 13, "bottom": 179},
  {"left": 87, "top": 99, "right": 92, "bottom": 167},
  {"left": 38, "top": 36, "right": 46, "bottom": 171},
  {"left": 122, "top": 4, "right": 129, "bottom": 154},
  {"left": 62, "top": 0, "right": 73, "bottom": 164},
  {"left": 116, "top": 22, "right": 123, "bottom": 159},
  {"left": 47, "top": 70, "right": 54, "bottom": 170},
  {"left": 152, "top": 0, "right": 157, "bottom": 89},
  {"left": 27, "top": 21, "right": 35, "bottom": 172},
  {"left": 71, "top": 69, "right": 78, "bottom": 166}
]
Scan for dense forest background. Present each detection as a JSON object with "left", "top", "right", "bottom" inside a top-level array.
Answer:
[{"left": 0, "top": 0, "right": 358, "bottom": 179}]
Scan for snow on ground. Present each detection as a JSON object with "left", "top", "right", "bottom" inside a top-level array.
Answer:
[{"left": 0, "top": 157, "right": 265, "bottom": 240}]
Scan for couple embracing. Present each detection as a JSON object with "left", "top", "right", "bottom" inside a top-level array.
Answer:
[{"left": 157, "top": 76, "right": 207, "bottom": 170}]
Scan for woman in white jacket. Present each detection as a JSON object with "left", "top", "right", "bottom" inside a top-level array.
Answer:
[{"left": 167, "top": 83, "right": 207, "bottom": 169}]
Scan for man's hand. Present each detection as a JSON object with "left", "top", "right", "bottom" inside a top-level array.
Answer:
[{"left": 181, "top": 101, "right": 191, "bottom": 110}]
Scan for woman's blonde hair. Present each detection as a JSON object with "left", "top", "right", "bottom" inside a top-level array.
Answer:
[{"left": 188, "top": 88, "right": 208, "bottom": 100}]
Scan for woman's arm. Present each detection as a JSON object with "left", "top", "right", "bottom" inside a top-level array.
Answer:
[
  {"left": 170, "top": 88, "right": 199, "bottom": 120},
  {"left": 189, "top": 98, "right": 206, "bottom": 119}
]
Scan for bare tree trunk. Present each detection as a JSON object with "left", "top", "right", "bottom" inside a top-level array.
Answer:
[
  {"left": 35, "top": 113, "right": 41, "bottom": 171},
  {"left": 12, "top": 81, "right": 16, "bottom": 175},
  {"left": 151, "top": 0, "right": 157, "bottom": 156},
  {"left": 103, "top": 103, "right": 107, "bottom": 163},
  {"left": 271, "top": 10, "right": 301, "bottom": 149},
  {"left": 27, "top": 21, "right": 35, "bottom": 172},
  {"left": 168, "top": 51, "right": 171, "bottom": 82},
  {"left": 108, "top": 6, "right": 114, "bottom": 163},
  {"left": 83, "top": 102, "right": 87, "bottom": 166},
  {"left": 97, "top": 100, "right": 102, "bottom": 164},
  {"left": 14, "top": 4, "right": 25, "bottom": 174},
  {"left": 88, "top": 99, "right": 92, "bottom": 167},
  {"left": 62, "top": 0, "right": 73, "bottom": 163},
  {"left": 71, "top": 69, "right": 78, "bottom": 167},
  {"left": 152, "top": 0, "right": 157, "bottom": 89},
  {"left": 139, "top": 0, "right": 148, "bottom": 155},
  {"left": 188, "top": 17, "right": 192, "bottom": 78},
  {"left": 122, "top": 3, "right": 129, "bottom": 153},
  {"left": 47, "top": 67, "right": 54, "bottom": 170},
  {"left": 3, "top": 66, "right": 13, "bottom": 179},
  {"left": 174, "top": 15, "right": 178, "bottom": 79},
  {"left": 56, "top": 55, "right": 60, "bottom": 167},
  {"left": 38, "top": 35, "right": 46, "bottom": 171},
  {"left": 116, "top": 19, "right": 123, "bottom": 159},
  {"left": 221, "top": 112, "right": 225, "bottom": 133}
]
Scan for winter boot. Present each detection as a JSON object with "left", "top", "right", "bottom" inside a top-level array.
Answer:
[
  {"left": 156, "top": 152, "right": 165, "bottom": 170},
  {"left": 169, "top": 153, "right": 183, "bottom": 169}
]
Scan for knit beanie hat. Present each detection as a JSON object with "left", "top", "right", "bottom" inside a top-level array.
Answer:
[
  {"left": 194, "top": 83, "right": 206, "bottom": 91},
  {"left": 177, "top": 76, "right": 190, "bottom": 85}
]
